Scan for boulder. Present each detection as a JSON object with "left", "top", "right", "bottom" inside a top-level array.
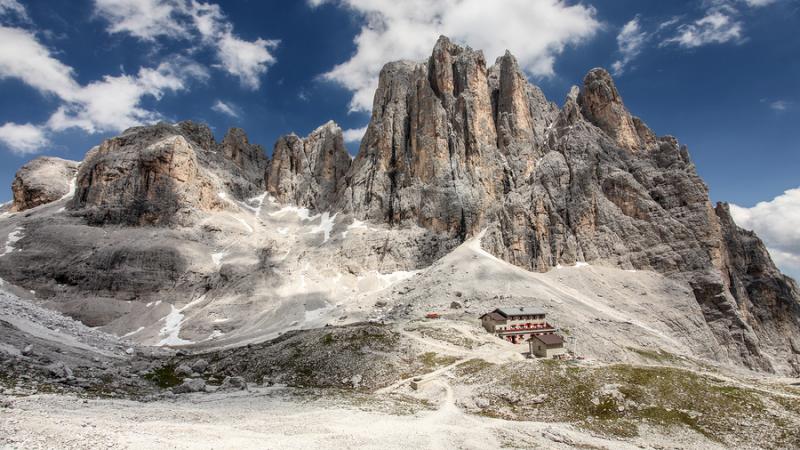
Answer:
[
  {"left": 174, "top": 364, "right": 193, "bottom": 377},
  {"left": 173, "top": 378, "right": 206, "bottom": 394},
  {"left": 191, "top": 359, "right": 209, "bottom": 374},
  {"left": 11, "top": 157, "right": 79, "bottom": 211},
  {"left": 219, "top": 376, "right": 248, "bottom": 392}
]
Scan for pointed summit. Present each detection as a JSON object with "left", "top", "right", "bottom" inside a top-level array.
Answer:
[
  {"left": 578, "top": 68, "right": 649, "bottom": 151},
  {"left": 266, "top": 121, "right": 351, "bottom": 211}
]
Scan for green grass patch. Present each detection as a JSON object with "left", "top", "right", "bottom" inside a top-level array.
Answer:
[
  {"left": 419, "top": 352, "right": 459, "bottom": 371},
  {"left": 452, "top": 360, "right": 799, "bottom": 447},
  {"left": 143, "top": 364, "right": 182, "bottom": 388}
]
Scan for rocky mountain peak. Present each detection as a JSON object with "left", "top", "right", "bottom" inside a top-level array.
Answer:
[
  {"left": 2, "top": 35, "right": 798, "bottom": 379},
  {"left": 11, "top": 157, "right": 79, "bottom": 212},
  {"left": 176, "top": 121, "right": 216, "bottom": 150},
  {"left": 220, "top": 127, "right": 269, "bottom": 198},
  {"left": 578, "top": 68, "right": 651, "bottom": 151},
  {"left": 69, "top": 124, "right": 226, "bottom": 226},
  {"left": 266, "top": 121, "right": 351, "bottom": 211}
]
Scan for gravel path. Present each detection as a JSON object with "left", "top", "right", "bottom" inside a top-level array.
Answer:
[{"left": 0, "top": 387, "right": 686, "bottom": 450}]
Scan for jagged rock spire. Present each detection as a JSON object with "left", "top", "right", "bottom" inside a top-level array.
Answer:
[
  {"left": 578, "top": 68, "right": 657, "bottom": 151},
  {"left": 267, "top": 121, "right": 351, "bottom": 211}
]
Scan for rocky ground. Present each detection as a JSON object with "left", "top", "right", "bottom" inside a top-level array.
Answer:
[
  {"left": 1, "top": 272, "right": 799, "bottom": 449},
  {"left": 2, "top": 187, "right": 799, "bottom": 448}
]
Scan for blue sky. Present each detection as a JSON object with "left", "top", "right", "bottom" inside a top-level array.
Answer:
[{"left": 0, "top": 0, "right": 798, "bottom": 277}]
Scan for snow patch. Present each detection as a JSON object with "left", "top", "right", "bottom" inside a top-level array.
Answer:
[
  {"left": 269, "top": 205, "right": 320, "bottom": 221},
  {"left": 155, "top": 295, "right": 207, "bottom": 346},
  {"left": 247, "top": 192, "right": 268, "bottom": 217},
  {"left": 375, "top": 270, "right": 420, "bottom": 285},
  {"left": 212, "top": 251, "right": 228, "bottom": 267},
  {"left": 277, "top": 227, "right": 289, "bottom": 235},
  {"left": 556, "top": 261, "right": 590, "bottom": 270},
  {"left": 357, "top": 269, "right": 421, "bottom": 294},
  {"left": 156, "top": 305, "right": 193, "bottom": 346},
  {"left": 232, "top": 215, "right": 254, "bottom": 233},
  {"left": 57, "top": 176, "right": 77, "bottom": 202},
  {"left": 1, "top": 227, "right": 24, "bottom": 257},
  {"left": 308, "top": 212, "right": 338, "bottom": 243},
  {"left": 121, "top": 327, "right": 144, "bottom": 339},
  {"left": 205, "top": 329, "right": 224, "bottom": 341},
  {"left": 341, "top": 219, "right": 370, "bottom": 238}
]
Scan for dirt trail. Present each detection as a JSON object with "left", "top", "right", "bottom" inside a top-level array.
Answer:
[{"left": 1, "top": 389, "right": 675, "bottom": 450}]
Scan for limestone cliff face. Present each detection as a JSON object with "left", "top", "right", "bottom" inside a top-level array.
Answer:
[
  {"left": 578, "top": 68, "right": 656, "bottom": 151},
  {"left": 715, "top": 203, "right": 800, "bottom": 374},
  {"left": 266, "top": 121, "right": 352, "bottom": 211},
  {"left": 68, "top": 122, "right": 270, "bottom": 226},
  {"left": 220, "top": 127, "right": 269, "bottom": 199},
  {"left": 337, "top": 36, "right": 557, "bottom": 238},
  {"left": 70, "top": 123, "right": 225, "bottom": 226},
  {"left": 11, "top": 157, "right": 79, "bottom": 211},
  {"left": 334, "top": 37, "right": 800, "bottom": 374}
]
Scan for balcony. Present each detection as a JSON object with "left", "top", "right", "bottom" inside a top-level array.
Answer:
[{"left": 498, "top": 323, "right": 557, "bottom": 334}]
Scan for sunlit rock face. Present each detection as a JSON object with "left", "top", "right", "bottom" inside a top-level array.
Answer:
[
  {"left": 334, "top": 36, "right": 800, "bottom": 374},
  {"left": 12, "top": 157, "right": 79, "bottom": 212},
  {"left": 267, "top": 121, "right": 352, "bottom": 212}
]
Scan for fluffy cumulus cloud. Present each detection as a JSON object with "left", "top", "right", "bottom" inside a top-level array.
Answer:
[
  {"left": 94, "top": 0, "right": 279, "bottom": 89},
  {"left": 0, "top": 24, "right": 207, "bottom": 153},
  {"left": 311, "top": 0, "right": 600, "bottom": 111},
  {"left": 0, "top": 0, "right": 266, "bottom": 154},
  {"left": 0, "top": 26, "right": 80, "bottom": 101},
  {"left": 342, "top": 126, "right": 367, "bottom": 144},
  {"left": 730, "top": 188, "right": 800, "bottom": 280},
  {"left": 47, "top": 60, "right": 209, "bottom": 133},
  {"left": 611, "top": 17, "right": 648, "bottom": 76},
  {"left": 0, "top": 123, "right": 50, "bottom": 155}
]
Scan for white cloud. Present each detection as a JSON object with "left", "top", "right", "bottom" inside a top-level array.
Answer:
[
  {"left": 730, "top": 187, "right": 800, "bottom": 280},
  {"left": 211, "top": 99, "right": 239, "bottom": 118},
  {"left": 611, "top": 17, "right": 648, "bottom": 76},
  {"left": 0, "top": 26, "right": 81, "bottom": 100},
  {"left": 743, "top": 0, "right": 777, "bottom": 6},
  {"left": 769, "top": 100, "right": 789, "bottom": 111},
  {"left": 93, "top": 0, "right": 279, "bottom": 89},
  {"left": 47, "top": 61, "right": 208, "bottom": 133},
  {"left": 311, "top": 0, "right": 600, "bottom": 111},
  {"left": 0, "top": 25, "right": 208, "bottom": 153},
  {"left": 215, "top": 33, "right": 278, "bottom": 90},
  {"left": 0, "top": 122, "right": 49, "bottom": 154},
  {"left": 342, "top": 126, "right": 367, "bottom": 144},
  {"left": 0, "top": 0, "right": 29, "bottom": 22},
  {"left": 664, "top": 10, "right": 743, "bottom": 48},
  {"left": 93, "top": 0, "right": 188, "bottom": 40}
]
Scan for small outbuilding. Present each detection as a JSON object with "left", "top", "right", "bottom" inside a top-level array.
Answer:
[{"left": 528, "top": 333, "right": 566, "bottom": 358}]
